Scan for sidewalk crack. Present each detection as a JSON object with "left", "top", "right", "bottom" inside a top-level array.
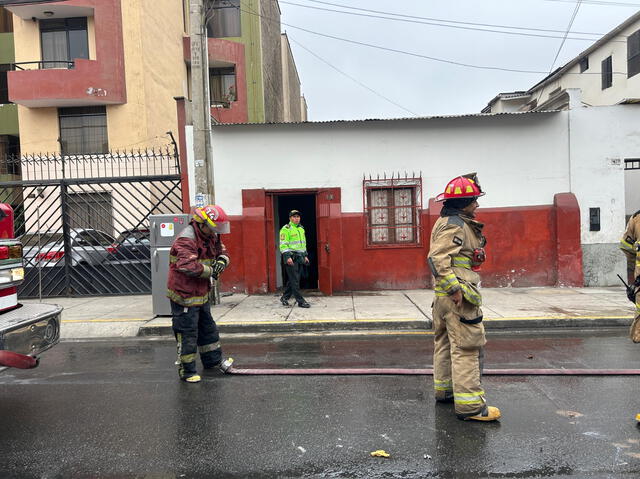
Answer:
[
  {"left": 351, "top": 292, "right": 356, "bottom": 320},
  {"left": 403, "top": 292, "right": 429, "bottom": 320},
  {"left": 216, "top": 294, "right": 249, "bottom": 320}
]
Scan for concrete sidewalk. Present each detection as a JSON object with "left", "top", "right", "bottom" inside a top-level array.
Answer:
[{"left": 22, "top": 286, "right": 635, "bottom": 339}]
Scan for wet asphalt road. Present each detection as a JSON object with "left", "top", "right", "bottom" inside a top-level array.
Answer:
[{"left": 2, "top": 329, "right": 640, "bottom": 478}]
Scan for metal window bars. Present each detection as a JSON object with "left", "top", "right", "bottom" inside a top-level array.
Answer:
[{"left": 362, "top": 172, "right": 423, "bottom": 247}]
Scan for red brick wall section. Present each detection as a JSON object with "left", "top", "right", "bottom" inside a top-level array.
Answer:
[{"left": 220, "top": 192, "right": 583, "bottom": 293}]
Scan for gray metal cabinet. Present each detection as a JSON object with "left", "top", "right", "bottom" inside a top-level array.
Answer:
[{"left": 150, "top": 214, "right": 190, "bottom": 316}]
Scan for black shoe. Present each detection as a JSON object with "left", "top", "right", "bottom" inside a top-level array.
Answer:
[
  {"left": 280, "top": 296, "right": 290, "bottom": 306},
  {"left": 298, "top": 301, "right": 311, "bottom": 308}
]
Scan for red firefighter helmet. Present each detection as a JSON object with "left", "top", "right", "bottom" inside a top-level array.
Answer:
[
  {"left": 435, "top": 173, "right": 485, "bottom": 202},
  {"left": 193, "top": 204, "right": 230, "bottom": 234}
]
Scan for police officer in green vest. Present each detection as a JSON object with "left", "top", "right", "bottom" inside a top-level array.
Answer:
[{"left": 279, "top": 209, "right": 311, "bottom": 308}]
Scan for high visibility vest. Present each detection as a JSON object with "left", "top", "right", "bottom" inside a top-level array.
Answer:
[{"left": 279, "top": 222, "right": 307, "bottom": 258}]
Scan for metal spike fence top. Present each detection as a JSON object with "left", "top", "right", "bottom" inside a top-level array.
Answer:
[{"left": 0, "top": 144, "right": 179, "bottom": 181}]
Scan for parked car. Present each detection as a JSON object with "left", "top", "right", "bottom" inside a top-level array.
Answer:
[
  {"left": 19, "top": 231, "right": 64, "bottom": 267},
  {"left": 107, "top": 228, "right": 150, "bottom": 261},
  {"left": 21, "top": 228, "right": 116, "bottom": 267}
]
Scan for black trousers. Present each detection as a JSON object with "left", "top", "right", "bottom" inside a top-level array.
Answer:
[
  {"left": 171, "top": 300, "right": 222, "bottom": 378},
  {"left": 282, "top": 262, "right": 305, "bottom": 304}
]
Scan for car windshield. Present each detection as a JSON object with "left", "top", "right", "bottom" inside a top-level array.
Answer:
[{"left": 19, "top": 232, "right": 64, "bottom": 247}]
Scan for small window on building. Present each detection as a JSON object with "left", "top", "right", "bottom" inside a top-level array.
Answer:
[
  {"left": 628, "top": 29, "right": 640, "bottom": 78},
  {"left": 207, "top": 0, "right": 241, "bottom": 38},
  {"left": 601, "top": 56, "right": 613, "bottom": 90},
  {"left": 579, "top": 56, "right": 589, "bottom": 73},
  {"left": 0, "top": 64, "right": 10, "bottom": 104},
  {"left": 58, "top": 106, "right": 108, "bottom": 155},
  {"left": 363, "top": 175, "right": 422, "bottom": 247},
  {"left": 0, "top": 7, "right": 13, "bottom": 33},
  {"left": 40, "top": 17, "right": 89, "bottom": 69},
  {"left": 210, "top": 66, "right": 237, "bottom": 107}
]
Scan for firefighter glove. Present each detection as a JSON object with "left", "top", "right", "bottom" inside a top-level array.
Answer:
[{"left": 212, "top": 258, "right": 228, "bottom": 276}]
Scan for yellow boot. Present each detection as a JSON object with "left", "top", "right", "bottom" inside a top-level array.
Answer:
[
  {"left": 183, "top": 374, "right": 201, "bottom": 383},
  {"left": 635, "top": 413, "right": 640, "bottom": 422},
  {"left": 459, "top": 406, "right": 501, "bottom": 422}
]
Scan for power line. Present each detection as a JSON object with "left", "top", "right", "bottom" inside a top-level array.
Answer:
[
  {"left": 241, "top": 6, "right": 628, "bottom": 76},
  {"left": 289, "top": 37, "right": 418, "bottom": 116},
  {"left": 541, "top": 0, "right": 640, "bottom": 6},
  {"left": 550, "top": 0, "right": 584, "bottom": 70},
  {"left": 290, "top": 0, "right": 613, "bottom": 39},
  {"left": 279, "top": 0, "right": 612, "bottom": 42},
  {"left": 534, "top": 0, "right": 583, "bottom": 106}
]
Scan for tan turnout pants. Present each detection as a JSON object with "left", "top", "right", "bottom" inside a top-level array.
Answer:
[{"left": 433, "top": 294, "right": 487, "bottom": 416}]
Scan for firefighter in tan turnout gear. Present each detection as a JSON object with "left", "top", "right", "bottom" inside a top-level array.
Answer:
[
  {"left": 427, "top": 173, "right": 501, "bottom": 421},
  {"left": 619, "top": 212, "right": 640, "bottom": 422}
]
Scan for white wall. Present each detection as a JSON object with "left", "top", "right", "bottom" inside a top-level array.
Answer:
[
  {"left": 210, "top": 112, "right": 571, "bottom": 216},
  {"left": 569, "top": 105, "right": 640, "bottom": 245}
]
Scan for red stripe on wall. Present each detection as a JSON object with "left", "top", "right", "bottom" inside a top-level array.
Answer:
[{"left": 218, "top": 191, "right": 583, "bottom": 294}]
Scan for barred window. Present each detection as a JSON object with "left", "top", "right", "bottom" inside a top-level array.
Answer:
[{"left": 363, "top": 175, "right": 422, "bottom": 247}]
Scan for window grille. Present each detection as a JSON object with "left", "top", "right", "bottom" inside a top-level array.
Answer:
[
  {"left": 625, "top": 158, "right": 640, "bottom": 170},
  {"left": 363, "top": 173, "right": 422, "bottom": 247}
]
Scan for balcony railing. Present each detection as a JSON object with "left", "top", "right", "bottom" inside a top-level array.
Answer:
[{"left": 11, "top": 61, "right": 75, "bottom": 71}]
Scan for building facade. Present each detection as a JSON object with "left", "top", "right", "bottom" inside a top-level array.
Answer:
[
  {"left": 186, "top": 105, "right": 639, "bottom": 293},
  {"left": 0, "top": 0, "right": 306, "bottom": 158},
  {"left": 483, "top": 11, "right": 640, "bottom": 113}
]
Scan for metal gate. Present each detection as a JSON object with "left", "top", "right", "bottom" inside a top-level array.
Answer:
[{"left": 0, "top": 143, "right": 183, "bottom": 298}]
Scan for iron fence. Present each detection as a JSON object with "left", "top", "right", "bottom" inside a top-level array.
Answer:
[{"left": 0, "top": 144, "right": 183, "bottom": 298}]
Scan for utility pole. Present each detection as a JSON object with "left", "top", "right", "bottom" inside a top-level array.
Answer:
[
  {"left": 191, "top": 0, "right": 220, "bottom": 305},
  {"left": 190, "top": 0, "right": 215, "bottom": 207}
]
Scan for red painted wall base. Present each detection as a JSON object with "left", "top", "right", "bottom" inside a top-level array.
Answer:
[{"left": 219, "top": 191, "right": 584, "bottom": 294}]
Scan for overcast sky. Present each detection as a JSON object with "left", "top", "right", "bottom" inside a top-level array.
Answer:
[{"left": 277, "top": 0, "right": 640, "bottom": 121}]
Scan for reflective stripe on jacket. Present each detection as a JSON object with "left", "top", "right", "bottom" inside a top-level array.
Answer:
[
  {"left": 427, "top": 211, "right": 485, "bottom": 306},
  {"left": 166, "top": 221, "right": 229, "bottom": 307},
  {"left": 279, "top": 222, "right": 307, "bottom": 261}
]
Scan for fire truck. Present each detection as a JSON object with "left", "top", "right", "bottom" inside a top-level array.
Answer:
[{"left": 0, "top": 203, "right": 61, "bottom": 372}]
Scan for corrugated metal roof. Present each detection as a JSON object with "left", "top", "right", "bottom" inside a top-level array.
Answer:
[{"left": 211, "top": 109, "right": 560, "bottom": 127}]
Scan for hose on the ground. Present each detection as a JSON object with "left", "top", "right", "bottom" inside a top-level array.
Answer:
[{"left": 225, "top": 367, "right": 640, "bottom": 376}]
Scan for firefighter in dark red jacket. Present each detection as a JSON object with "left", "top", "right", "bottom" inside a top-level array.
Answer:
[{"left": 167, "top": 205, "right": 231, "bottom": 383}]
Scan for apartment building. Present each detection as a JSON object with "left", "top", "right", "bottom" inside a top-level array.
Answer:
[
  {"left": 483, "top": 11, "right": 640, "bottom": 112},
  {"left": 0, "top": 0, "right": 306, "bottom": 160}
]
